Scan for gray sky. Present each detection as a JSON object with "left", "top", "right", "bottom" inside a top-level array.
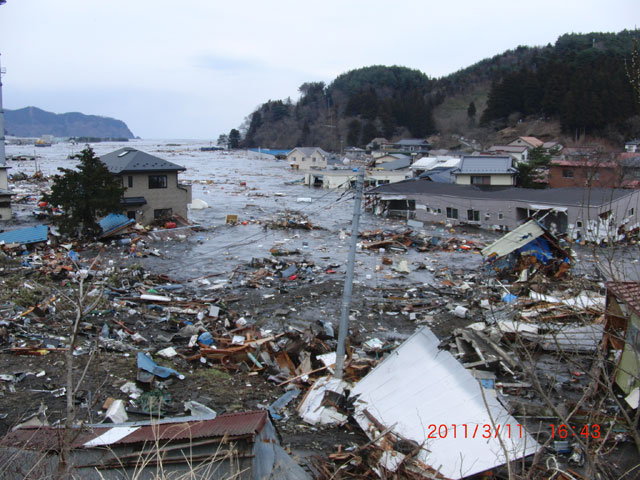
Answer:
[{"left": 0, "top": 0, "right": 638, "bottom": 139}]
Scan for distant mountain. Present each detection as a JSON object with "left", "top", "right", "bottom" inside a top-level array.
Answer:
[{"left": 4, "top": 106, "right": 135, "bottom": 139}]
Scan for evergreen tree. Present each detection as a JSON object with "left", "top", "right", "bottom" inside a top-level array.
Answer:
[
  {"left": 467, "top": 101, "right": 476, "bottom": 119},
  {"left": 228, "top": 129, "right": 241, "bottom": 149},
  {"left": 44, "top": 147, "right": 125, "bottom": 238},
  {"left": 346, "top": 119, "right": 362, "bottom": 147},
  {"left": 516, "top": 146, "right": 554, "bottom": 188}
]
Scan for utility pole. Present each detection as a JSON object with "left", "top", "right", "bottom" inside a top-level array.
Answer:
[
  {"left": 0, "top": 53, "right": 6, "bottom": 167},
  {"left": 335, "top": 168, "right": 365, "bottom": 379}
]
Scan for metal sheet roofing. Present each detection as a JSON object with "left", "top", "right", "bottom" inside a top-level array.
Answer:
[
  {"left": 100, "top": 148, "right": 186, "bottom": 174},
  {"left": 350, "top": 327, "right": 539, "bottom": 479},
  {"left": 3, "top": 411, "right": 268, "bottom": 451},
  {"left": 98, "top": 213, "right": 135, "bottom": 238},
  {"left": 0, "top": 224, "right": 48, "bottom": 245},
  {"left": 607, "top": 282, "right": 640, "bottom": 318},
  {"left": 481, "top": 220, "right": 545, "bottom": 258}
]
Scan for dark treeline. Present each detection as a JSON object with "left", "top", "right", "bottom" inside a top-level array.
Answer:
[
  {"left": 480, "top": 31, "right": 638, "bottom": 138},
  {"left": 235, "top": 30, "right": 639, "bottom": 150}
]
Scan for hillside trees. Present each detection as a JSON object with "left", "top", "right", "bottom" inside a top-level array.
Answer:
[{"left": 481, "top": 31, "right": 637, "bottom": 138}]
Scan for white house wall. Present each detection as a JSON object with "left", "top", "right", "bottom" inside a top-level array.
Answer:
[{"left": 456, "top": 174, "right": 515, "bottom": 186}]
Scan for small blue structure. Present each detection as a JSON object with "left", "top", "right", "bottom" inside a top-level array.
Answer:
[
  {"left": 99, "top": 213, "right": 135, "bottom": 239},
  {"left": 0, "top": 225, "right": 48, "bottom": 246},
  {"left": 248, "top": 148, "right": 291, "bottom": 157}
]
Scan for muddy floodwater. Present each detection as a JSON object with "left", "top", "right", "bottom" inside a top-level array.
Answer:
[{"left": 7, "top": 139, "right": 490, "bottom": 290}]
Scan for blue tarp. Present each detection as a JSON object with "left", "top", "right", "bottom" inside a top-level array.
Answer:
[
  {"left": 99, "top": 213, "right": 135, "bottom": 238},
  {"left": 137, "top": 352, "right": 183, "bottom": 379},
  {"left": 248, "top": 148, "right": 291, "bottom": 157},
  {"left": 0, "top": 225, "right": 48, "bottom": 245},
  {"left": 517, "top": 237, "right": 554, "bottom": 264}
]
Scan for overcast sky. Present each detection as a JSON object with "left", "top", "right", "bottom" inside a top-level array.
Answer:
[{"left": 0, "top": 1, "right": 638, "bottom": 139}]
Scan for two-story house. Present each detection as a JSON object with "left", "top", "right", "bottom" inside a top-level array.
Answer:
[
  {"left": 380, "top": 139, "right": 431, "bottom": 155},
  {"left": 453, "top": 156, "right": 517, "bottom": 186},
  {"left": 286, "top": 147, "right": 330, "bottom": 170},
  {"left": 100, "top": 147, "right": 192, "bottom": 225}
]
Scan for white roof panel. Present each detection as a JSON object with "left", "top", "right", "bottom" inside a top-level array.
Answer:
[
  {"left": 350, "top": 327, "right": 539, "bottom": 479},
  {"left": 481, "top": 220, "right": 545, "bottom": 258}
]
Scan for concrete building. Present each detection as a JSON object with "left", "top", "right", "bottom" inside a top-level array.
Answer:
[
  {"left": 286, "top": 147, "right": 330, "bottom": 170},
  {"left": 367, "top": 180, "right": 640, "bottom": 243},
  {"left": 100, "top": 147, "right": 192, "bottom": 225}
]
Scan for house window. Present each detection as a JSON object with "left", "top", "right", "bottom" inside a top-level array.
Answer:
[
  {"left": 471, "top": 175, "right": 490, "bottom": 185},
  {"left": 467, "top": 209, "right": 480, "bottom": 222},
  {"left": 562, "top": 169, "right": 574, "bottom": 178},
  {"left": 437, "top": 208, "right": 442, "bottom": 214},
  {"left": 127, "top": 210, "right": 136, "bottom": 219},
  {"left": 498, "top": 213, "right": 504, "bottom": 220},
  {"left": 629, "top": 208, "right": 635, "bottom": 216},
  {"left": 576, "top": 221, "right": 583, "bottom": 228},
  {"left": 128, "top": 176, "right": 133, "bottom": 188},
  {"left": 154, "top": 208, "right": 173, "bottom": 219},
  {"left": 149, "top": 175, "right": 168, "bottom": 189},
  {"left": 446, "top": 207, "right": 458, "bottom": 219}
]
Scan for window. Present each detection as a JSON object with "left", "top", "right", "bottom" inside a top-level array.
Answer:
[
  {"left": 467, "top": 209, "right": 480, "bottom": 222},
  {"left": 576, "top": 221, "right": 583, "bottom": 228},
  {"left": 629, "top": 208, "right": 635, "bottom": 216},
  {"left": 127, "top": 210, "right": 136, "bottom": 219},
  {"left": 149, "top": 175, "right": 167, "bottom": 189},
  {"left": 562, "top": 169, "right": 574, "bottom": 178},
  {"left": 437, "top": 208, "right": 442, "bottom": 214},
  {"left": 128, "top": 176, "right": 133, "bottom": 188},
  {"left": 498, "top": 213, "right": 504, "bottom": 220},
  {"left": 154, "top": 208, "right": 173, "bottom": 219},
  {"left": 471, "top": 175, "right": 490, "bottom": 185},
  {"left": 446, "top": 207, "right": 458, "bottom": 219}
]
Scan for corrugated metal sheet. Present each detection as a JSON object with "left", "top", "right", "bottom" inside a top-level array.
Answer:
[
  {"left": 350, "top": 327, "right": 539, "bottom": 480},
  {"left": 3, "top": 411, "right": 268, "bottom": 451},
  {"left": 481, "top": 220, "right": 544, "bottom": 258},
  {"left": 607, "top": 282, "right": 640, "bottom": 318},
  {"left": 98, "top": 213, "right": 135, "bottom": 238},
  {"left": 0, "top": 225, "right": 48, "bottom": 245}
]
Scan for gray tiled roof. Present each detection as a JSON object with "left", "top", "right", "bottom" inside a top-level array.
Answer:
[
  {"left": 100, "top": 148, "right": 186, "bottom": 174},
  {"left": 367, "top": 180, "right": 635, "bottom": 207},
  {"left": 376, "top": 157, "right": 412, "bottom": 170},
  {"left": 292, "top": 147, "right": 329, "bottom": 157},
  {"left": 455, "top": 156, "right": 516, "bottom": 174},
  {"left": 396, "top": 139, "right": 430, "bottom": 146}
]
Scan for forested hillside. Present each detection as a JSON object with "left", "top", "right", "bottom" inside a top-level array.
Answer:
[
  {"left": 480, "top": 32, "right": 637, "bottom": 140},
  {"left": 233, "top": 30, "right": 638, "bottom": 150}
]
